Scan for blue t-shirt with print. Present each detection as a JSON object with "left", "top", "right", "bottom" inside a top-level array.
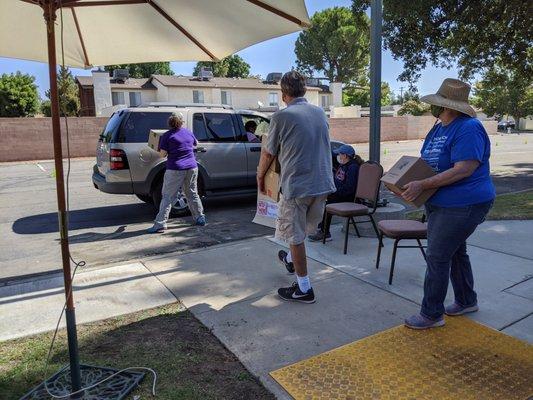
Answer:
[{"left": 421, "top": 115, "right": 495, "bottom": 207}]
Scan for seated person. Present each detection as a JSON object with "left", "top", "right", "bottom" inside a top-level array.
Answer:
[
  {"left": 309, "top": 144, "right": 363, "bottom": 242},
  {"left": 245, "top": 120, "right": 260, "bottom": 143}
]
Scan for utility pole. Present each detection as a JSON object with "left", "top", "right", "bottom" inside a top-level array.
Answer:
[
  {"left": 399, "top": 86, "right": 404, "bottom": 104},
  {"left": 369, "top": 0, "right": 382, "bottom": 163}
]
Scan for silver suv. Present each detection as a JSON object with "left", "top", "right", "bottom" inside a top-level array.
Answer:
[{"left": 92, "top": 103, "right": 343, "bottom": 213}]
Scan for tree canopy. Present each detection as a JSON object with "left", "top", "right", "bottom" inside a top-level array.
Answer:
[
  {"left": 193, "top": 55, "right": 251, "bottom": 78},
  {"left": 42, "top": 66, "right": 80, "bottom": 117},
  {"left": 352, "top": 0, "right": 532, "bottom": 85},
  {"left": 104, "top": 62, "right": 174, "bottom": 78},
  {"left": 0, "top": 72, "right": 39, "bottom": 117},
  {"left": 398, "top": 99, "right": 430, "bottom": 116},
  {"left": 343, "top": 79, "right": 392, "bottom": 107},
  {"left": 295, "top": 7, "right": 370, "bottom": 84},
  {"left": 472, "top": 63, "right": 533, "bottom": 124}
]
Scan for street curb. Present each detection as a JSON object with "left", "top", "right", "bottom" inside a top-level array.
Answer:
[{"left": 0, "top": 235, "right": 272, "bottom": 295}]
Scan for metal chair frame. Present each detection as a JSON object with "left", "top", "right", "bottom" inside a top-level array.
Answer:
[
  {"left": 375, "top": 214, "right": 428, "bottom": 284},
  {"left": 322, "top": 161, "right": 383, "bottom": 254}
]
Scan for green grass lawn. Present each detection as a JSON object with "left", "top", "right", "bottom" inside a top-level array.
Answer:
[
  {"left": 0, "top": 303, "right": 274, "bottom": 400},
  {"left": 406, "top": 190, "right": 533, "bottom": 221}
]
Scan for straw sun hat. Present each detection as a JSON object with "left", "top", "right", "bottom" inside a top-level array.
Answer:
[{"left": 420, "top": 78, "right": 476, "bottom": 118}]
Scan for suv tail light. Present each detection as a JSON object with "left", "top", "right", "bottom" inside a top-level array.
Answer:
[{"left": 109, "top": 149, "right": 128, "bottom": 170}]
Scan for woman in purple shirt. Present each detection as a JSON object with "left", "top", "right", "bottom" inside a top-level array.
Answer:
[{"left": 147, "top": 112, "right": 206, "bottom": 233}]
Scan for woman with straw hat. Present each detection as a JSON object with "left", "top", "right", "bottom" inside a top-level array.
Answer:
[{"left": 402, "top": 78, "right": 495, "bottom": 330}]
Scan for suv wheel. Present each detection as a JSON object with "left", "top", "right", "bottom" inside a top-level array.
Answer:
[{"left": 152, "top": 176, "right": 204, "bottom": 217}]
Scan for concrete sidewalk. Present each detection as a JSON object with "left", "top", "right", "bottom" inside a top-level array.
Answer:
[{"left": 1, "top": 220, "right": 532, "bottom": 399}]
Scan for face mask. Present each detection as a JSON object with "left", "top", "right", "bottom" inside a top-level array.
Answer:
[
  {"left": 337, "top": 155, "right": 347, "bottom": 165},
  {"left": 431, "top": 105, "right": 444, "bottom": 118}
]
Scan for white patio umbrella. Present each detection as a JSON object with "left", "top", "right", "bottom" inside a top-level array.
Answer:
[
  {"left": 0, "top": 1, "right": 309, "bottom": 396},
  {"left": 1, "top": 0, "right": 310, "bottom": 67}
]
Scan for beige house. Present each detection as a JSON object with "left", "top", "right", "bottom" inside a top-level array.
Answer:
[{"left": 77, "top": 71, "right": 341, "bottom": 117}]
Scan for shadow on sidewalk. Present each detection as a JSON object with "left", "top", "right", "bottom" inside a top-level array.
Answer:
[
  {"left": 11, "top": 196, "right": 259, "bottom": 236},
  {"left": 12, "top": 203, "right": 155, "bottom": 235}
]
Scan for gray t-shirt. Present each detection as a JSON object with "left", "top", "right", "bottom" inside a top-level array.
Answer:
[{"left": 266, "top": 97, "right": 335, "bottom": 199}]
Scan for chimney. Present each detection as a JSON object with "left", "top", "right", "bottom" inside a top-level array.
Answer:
[
  {"left": 92, "top": 70, "right": 112, "bottom": 116},
  {"left": 330, "top": 82, "right": 343, "bottom": 107}
]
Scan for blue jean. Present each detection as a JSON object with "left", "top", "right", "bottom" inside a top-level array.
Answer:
[{"left": 421, "top": 200, "right": 493, "bottom": 320}]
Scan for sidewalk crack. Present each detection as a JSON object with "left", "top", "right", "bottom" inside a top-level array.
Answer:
[{"left": 498, "top": 311, "right": 533, "bottom": 331}]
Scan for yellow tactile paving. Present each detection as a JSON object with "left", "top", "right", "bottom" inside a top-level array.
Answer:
[{"left": 270, "top": 317, "right": 533, "bottom": 400}]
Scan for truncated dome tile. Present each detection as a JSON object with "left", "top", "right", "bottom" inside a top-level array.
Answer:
[{"left": 270, "top": 317, "right": 533, "bottom": 400}]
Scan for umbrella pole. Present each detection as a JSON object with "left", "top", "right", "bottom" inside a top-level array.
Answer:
[{"left": 44, "top": 2, "right": 82, "bottom": 394}]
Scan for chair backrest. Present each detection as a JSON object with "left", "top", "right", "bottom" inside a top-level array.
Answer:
[{"left": 355, "top": 161, "right": 383, "bottom": 206}]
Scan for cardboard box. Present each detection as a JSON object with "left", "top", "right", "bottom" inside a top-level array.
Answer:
[
  {"left": 253, "top": 156, "right": 281, "bottom": 227},
  {"left": 263, "top": 157, "right": 281, "bottom": 202},
  {"left": 147, "top": 129, "right": 167, "bottom": 151},
  {"left": 253, "top": 137, "right": 281, "bottom": 228},
  {"left": 381, "top": 156, "right": 437, "bottom": 208}
]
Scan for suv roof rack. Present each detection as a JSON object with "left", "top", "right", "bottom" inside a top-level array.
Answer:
[{"left": 140, "top": 102, "right": 234, "bottom": 110}]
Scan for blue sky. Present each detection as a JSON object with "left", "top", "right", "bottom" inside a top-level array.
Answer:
[{"left": 0, "top": 0, "right": 463, "bottom": 98}]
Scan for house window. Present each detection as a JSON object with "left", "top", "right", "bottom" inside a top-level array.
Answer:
[
  {"left": 221, "top": 90, "right": 232, "bottom": 105},
  {"left": 321, "top": 95, "right": 330, "bottom": 108},
  {"left": 129, "top": 92, "right": 141, "bottom": 107},
  {"left": 193, "top": 90, "right": 204, "bottom": 104},
  {"left": 111, "top": 92, "right": 125, "bottom": 106},
  {"left": 269, "top": 92, "right": 279, "bottom": 106}
]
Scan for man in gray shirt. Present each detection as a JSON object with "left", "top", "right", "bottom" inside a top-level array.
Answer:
[{"left": 257, "top": 71, "right": 335, "bottom": 304}]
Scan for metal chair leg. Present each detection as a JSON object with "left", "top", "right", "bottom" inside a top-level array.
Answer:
[
  {"left": 350, "top": 217, "right": 361, "bottom": 237},
  {"left": 343, "top": 218, "right": 350, "bottom": 254},
  {"left": 322, "top": 211, "right": 329, "bottom": 245},
  {"left": 376, "top": 232, "right": 384, "bottom": 269},
  {"left": 389, "top": 238, "right": 399, "bottom": 285},
  {"left": 416, "top": 239, "right": 427, "bottom": 261},
  {"left": 369, "top": 214, "right": 380, "bottom": 239}
]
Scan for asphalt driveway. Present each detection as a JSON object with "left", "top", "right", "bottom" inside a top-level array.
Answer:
[
  {"left": 0, "top": 159, "right": 269, "bottom": 282},
  {"left": 1, "top": 133, "right": 531, "bottom": 283}
]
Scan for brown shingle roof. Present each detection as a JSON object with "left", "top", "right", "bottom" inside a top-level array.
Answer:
[{"left": 76, "top": 76, "right": 156, "bottom": 90}]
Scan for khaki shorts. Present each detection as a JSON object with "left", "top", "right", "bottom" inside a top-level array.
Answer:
[{"left": 276, "top": 195, "right": 328, "bottom": 245}]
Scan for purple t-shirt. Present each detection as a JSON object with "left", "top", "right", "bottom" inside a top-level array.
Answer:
[{"left": 159, "top": 127, "right": 198, "bottom": 170}]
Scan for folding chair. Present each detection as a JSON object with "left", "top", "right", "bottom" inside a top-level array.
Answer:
[
  {"left": 322, "top": 161, "right": 384, "bottom": 254},
  {"left": 375, "top": 218, "right": 427, "bottom": 284}
]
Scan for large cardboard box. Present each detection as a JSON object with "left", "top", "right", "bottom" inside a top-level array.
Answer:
[
  {"left": 147, "top": 129, "right": 167, "bottom": 151},
  {"left": 253, "top": 135, "right": 281, "bottom": 228},
  {"left": 253, "top": 157, "right": 281, "bottom": 228},
  {"left": 264, "top": 157, "right": 281, "bottom": 202},
  {"left": 381, "top": 156, "right": 437, "bottom": 208}
]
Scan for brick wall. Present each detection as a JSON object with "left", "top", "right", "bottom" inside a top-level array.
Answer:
[
  {"left": 329, "top": 116, "right": 497, "bottom": 143},
  {"left": 0, "top": 116, "right": 497, "bottom": 162},
  {"left": 0, "top": 117, "right": 108, "bottom": 162}
]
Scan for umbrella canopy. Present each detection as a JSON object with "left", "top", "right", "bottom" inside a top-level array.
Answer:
[{"left": 0, "top": 0, "right": 310, "bottom": 68}]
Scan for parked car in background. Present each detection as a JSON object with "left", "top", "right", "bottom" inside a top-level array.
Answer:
[
  {"left": 497, "top": 119, "right": 515, "bottom": 132},
  {"left": 92, "top": 103, "right": 343, "bottom": 214}
]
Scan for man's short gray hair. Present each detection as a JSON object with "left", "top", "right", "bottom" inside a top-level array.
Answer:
[{"left": 280, "top": 70, "right": 307, "bottom": 98}]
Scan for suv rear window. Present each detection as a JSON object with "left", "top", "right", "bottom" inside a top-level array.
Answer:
[
  {"left": 117, "top": 111, "right": 171, "bottom": 143},
  {"left": 100, "top": 111, "right": 124, "bottom": 143}
]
